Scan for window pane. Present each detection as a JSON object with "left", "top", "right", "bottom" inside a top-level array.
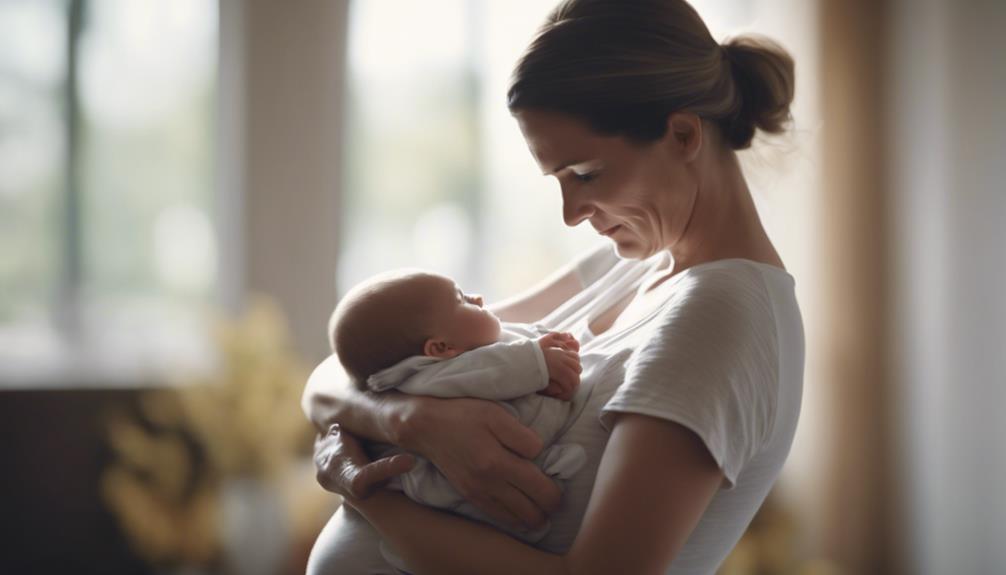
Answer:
[
  {"left": 339, "top": 0, "right": 481, "bottom": 294},
  {"left": 78, "top": 0, "right": 217, "bottom": 355},
  {"left": 0, "top": 0, "right": 65, "bottom": 328}
]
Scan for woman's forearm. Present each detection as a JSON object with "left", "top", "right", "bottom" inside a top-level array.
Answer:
[
  {"left": 489, "top": 265, "right": 582, "bottom": 324},
  {"left": 301, "top": 354, "right": 425, "bottom": 447},
  {"left": 351, "top": 490, "right": 566, "bottom": 575}
]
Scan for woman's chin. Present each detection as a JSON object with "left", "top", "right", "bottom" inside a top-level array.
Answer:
[{"left": 611, "top": 239, "right": 651, "bottom": 260}]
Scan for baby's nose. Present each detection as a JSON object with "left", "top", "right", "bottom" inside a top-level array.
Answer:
[{"left": 472, "top": 294, "right": 484, "bottom": 306}]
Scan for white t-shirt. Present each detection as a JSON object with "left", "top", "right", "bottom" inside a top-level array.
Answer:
[{"left": 306, "top": 244, "right": 805, "bottom": 575}]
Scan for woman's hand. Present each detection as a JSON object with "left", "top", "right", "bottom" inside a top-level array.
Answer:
[
  {"left": 313, "top": 395, "right": 563, "bottom": 529},
  {"left": 406, "top": 397, "right": 563, "bottom": 529},
  {"left": 314, "top": 423, "right": 416, "bottom": 502}
]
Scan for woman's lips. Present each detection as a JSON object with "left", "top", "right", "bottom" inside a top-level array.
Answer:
[{"left": 600, "top": 225, "right": 621, "bottom": 237}]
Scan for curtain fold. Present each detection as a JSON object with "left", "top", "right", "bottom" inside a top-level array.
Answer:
[{"left": 817, "top": 0, "right": 904, "bottom": 573}]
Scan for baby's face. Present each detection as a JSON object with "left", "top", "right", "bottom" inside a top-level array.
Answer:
[{"left": 424, "top": 274, "right": 501, "bottom": 353}]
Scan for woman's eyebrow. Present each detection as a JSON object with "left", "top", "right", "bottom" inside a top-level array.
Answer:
[
  {"left": 546, "top": 159, "right": 595, "bottom": 175},
  {"left": 546, "top": 160, "right": 581, "bottom": 175}
]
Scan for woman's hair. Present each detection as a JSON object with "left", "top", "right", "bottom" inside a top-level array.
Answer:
[{"left": 507, "top": 0, "right": 795, "bottom": 150}]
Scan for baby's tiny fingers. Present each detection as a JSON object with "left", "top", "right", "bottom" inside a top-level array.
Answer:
[
  {"left": 561, "top": 367, "right": 580, "bottom": 388},
  {"left": 539, "top": 333, "right": 562, "bottom": 350},
  {"left": 558, "top": 336, "right": 579, "bottom": 352}
]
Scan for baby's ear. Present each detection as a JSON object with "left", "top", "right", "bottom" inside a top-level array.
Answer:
[{"left": 424, "top": 338, "right": 460, "bottom": 359}]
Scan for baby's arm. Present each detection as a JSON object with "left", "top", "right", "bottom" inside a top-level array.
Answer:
[
  {"left": 389, "top": 340, "right": 551, "bottom": 400},
  {"left": 379, "top": 333, "right": 581, "bottom": 402}
]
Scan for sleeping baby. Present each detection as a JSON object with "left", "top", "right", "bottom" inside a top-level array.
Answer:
[{"left": 328, "top": 269, "right": 588, "bottom": 552}]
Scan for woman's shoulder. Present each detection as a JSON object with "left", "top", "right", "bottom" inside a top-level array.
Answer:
[
  {"left": 599, "top": 260, "right": 795, "bottom": 481},
  {"left": 660, "top": 258, "right": 793, "bottom": 320},
  {"left": 626, "top": 258, "right": 799, "bottom": 379},
  {"left": 673, "top": 257, "right": 793, "bottom": 293}
]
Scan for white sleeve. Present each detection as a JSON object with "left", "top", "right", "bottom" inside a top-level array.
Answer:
[
  {"left": 392, "top": 339, "right": 550, "bottom": 400},
  {"left": 599, "top": 267, "right": 780, "bottom": 489}
]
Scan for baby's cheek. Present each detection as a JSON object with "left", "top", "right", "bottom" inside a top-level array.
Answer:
[{"left": 483, "top": 313, "right": 501, "bottom": 339}]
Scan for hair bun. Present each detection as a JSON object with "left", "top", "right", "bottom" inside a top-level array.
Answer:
[{"left": 722, "top": 35, "right": 795, "bottom": 149}]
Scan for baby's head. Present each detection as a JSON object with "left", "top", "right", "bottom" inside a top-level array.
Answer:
[{"left": 330, "top": 269, "right": 502, "bottom": 384}]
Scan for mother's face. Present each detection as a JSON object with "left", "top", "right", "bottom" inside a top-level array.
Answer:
[{"left": 514, "top": 108, "right": 702, "bottom": 260}]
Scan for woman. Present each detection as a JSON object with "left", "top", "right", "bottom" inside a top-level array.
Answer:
[{"left": 304, "top": 0, "right": 804, "bottom": 573}]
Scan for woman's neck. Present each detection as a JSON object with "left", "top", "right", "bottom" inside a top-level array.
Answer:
[{"left": 666, "top": 147, "right": 781, "bottom": 276}]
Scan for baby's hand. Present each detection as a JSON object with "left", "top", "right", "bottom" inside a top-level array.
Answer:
[
  {"left": 538, "top": 331, "right": 580, "bottom": 353},
  {"left": 538, "top": 332, "right": 581, "bottom": 401}
]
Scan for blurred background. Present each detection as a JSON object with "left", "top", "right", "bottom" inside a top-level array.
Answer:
[{"left": 0, "top": 0, "right": 1002, "bottom": 574}]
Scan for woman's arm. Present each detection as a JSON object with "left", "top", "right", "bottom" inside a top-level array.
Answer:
[
  {"left": 347, "top": 412, "right": 724, "bottom": 575},
  {"left": 488, "top": 261, "right": 583, "bottom": 323},
  {"left": 301, "top": 354, "right": 419, "bottom": 444},
  {"left": 306, "top": 357, "right": 563, "bottom": 527}
]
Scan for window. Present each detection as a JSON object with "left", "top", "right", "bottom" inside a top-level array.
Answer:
[
  {"left": 0, "top": 0, "right": 218, "bottom": 386},
  {"left": 339, "top": 0, "right": 599, "bottom": 302}
]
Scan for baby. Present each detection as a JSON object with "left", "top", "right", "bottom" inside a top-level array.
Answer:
[{"left": 329, "top": 269, "right": 588, "bottom": 546}]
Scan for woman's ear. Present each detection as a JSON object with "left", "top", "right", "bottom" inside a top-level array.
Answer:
[
  {"left": 424, "top": 338, "right": 460, "bottom": 358},
  {"left": 665, "top": 112, "right": 703, "bottom": 163}
]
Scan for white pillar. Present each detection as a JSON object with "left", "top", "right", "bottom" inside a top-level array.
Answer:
[{"left": 218, "top": 0, "right": 350, "bottom": 362}]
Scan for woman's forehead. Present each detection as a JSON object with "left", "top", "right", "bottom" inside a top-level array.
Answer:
[{"left": 515, "top": 109, "right": 602, "bottom": 173}]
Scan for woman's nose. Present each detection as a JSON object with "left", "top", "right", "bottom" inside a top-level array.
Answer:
[{"left": 561, "top": 186, "right": 593, "bottom": 227}]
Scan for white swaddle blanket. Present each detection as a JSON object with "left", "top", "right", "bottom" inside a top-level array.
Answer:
[{"left": 364, "top": 322, "right": 587, "bottom": 569}]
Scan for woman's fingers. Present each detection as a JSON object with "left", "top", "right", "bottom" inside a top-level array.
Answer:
[
  {"left": 485, "top": 412, "right": 563, "bottom": 519},
  {"left": 504, "top": 457, "right": 563, "bottom": 515},
  {"left": 492, "top": 485, "right": 547, "bottom": 529},
  {"left": 469, "top": 460, "right": 556, "bottom": 529},
  {"left": 349, "top": 454, "right": 416, "bottom": 499},
  {"left": 488, "top": 412, "right": 543, "bottom": 460},
  {"left": 313, "top": 424, "right": 415, "bottom": 501},
  {"left": 414, "top": 399, "right": 562, "bottom": 530},
  {"left": 469, "top": 491, "right": 527, "bottom": 530},
  {"left": 315, "top": 427, "right": 360, "bottom": 496}
]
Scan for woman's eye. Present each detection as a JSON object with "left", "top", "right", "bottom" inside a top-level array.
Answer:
[{"left": 574, "top": 172, "right": 597, "bottom": 183}]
